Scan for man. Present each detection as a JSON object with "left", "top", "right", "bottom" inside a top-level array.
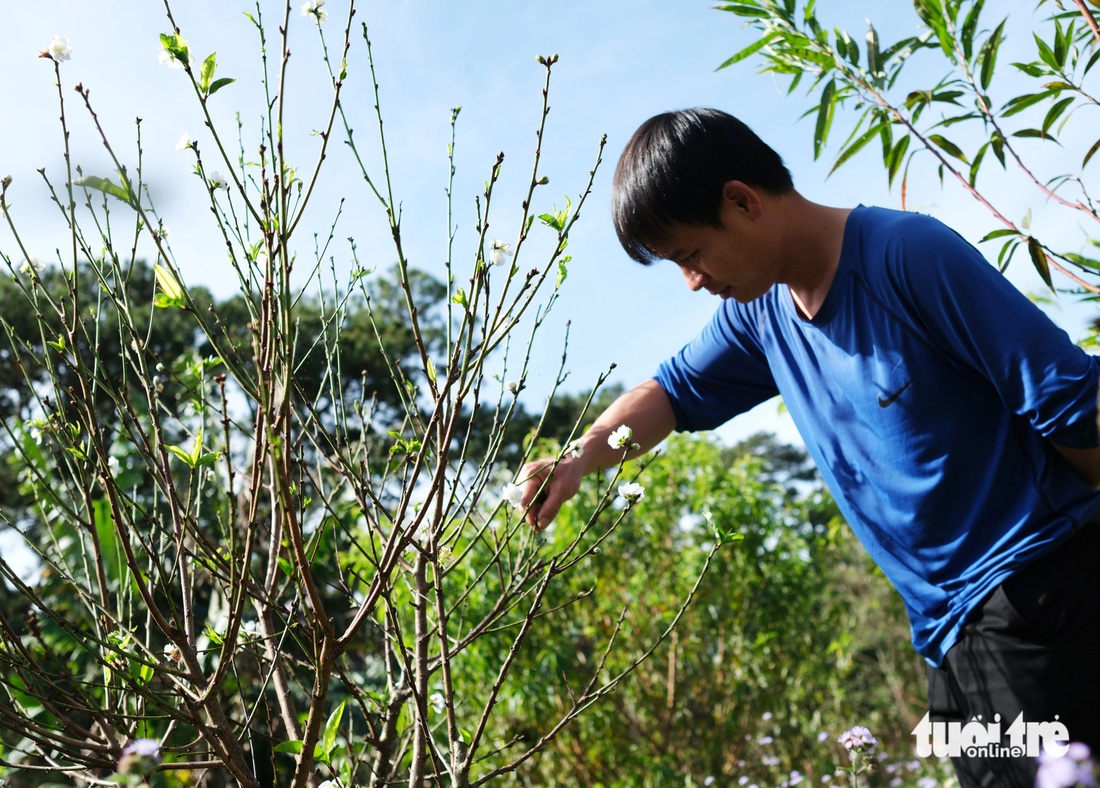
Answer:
[{"left": 519, "top": 108, "right": 1100, "bottom": 787}]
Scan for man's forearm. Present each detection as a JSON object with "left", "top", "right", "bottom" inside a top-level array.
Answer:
[{"left": 574, "top": 378, "right": 678, "bottom": 473}]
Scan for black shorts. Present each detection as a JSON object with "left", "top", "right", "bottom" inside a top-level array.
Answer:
[{"left": 927, "top": 523, "right": 1100, "bottom": 787}]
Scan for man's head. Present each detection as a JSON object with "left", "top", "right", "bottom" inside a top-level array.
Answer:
[{"left": 611, "top": 108, "right": 793, "bottom": 265}]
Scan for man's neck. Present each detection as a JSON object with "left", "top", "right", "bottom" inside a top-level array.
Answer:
[{"left": 777, "top": 196, "right": 852, "bottom": 319}]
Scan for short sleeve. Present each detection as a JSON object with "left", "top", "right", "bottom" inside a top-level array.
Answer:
[{"left": 654, "top": 300, "right": 780, "bottom": 432}]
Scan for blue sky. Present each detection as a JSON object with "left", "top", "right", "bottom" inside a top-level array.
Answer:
[{"left": 3, "top": 1, "right": 1088, "bottom": 447}]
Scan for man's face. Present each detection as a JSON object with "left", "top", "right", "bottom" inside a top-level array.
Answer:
[{"left": 655, "top": 196, "right": 776, "bottom": 304}]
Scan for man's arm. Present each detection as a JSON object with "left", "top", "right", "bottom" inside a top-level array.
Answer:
[
  {"left": 519, "top": 378, "right": 677, "bottom": 529},
  {"left": 1052, "top": 442, "right": 1100, "bottom": 488}
]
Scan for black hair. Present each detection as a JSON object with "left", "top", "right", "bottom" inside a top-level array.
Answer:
[{"left": 611, "top": 108, "right": 794, "bottom": 265}]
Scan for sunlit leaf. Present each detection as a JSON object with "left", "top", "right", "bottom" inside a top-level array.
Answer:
[
  {"left": 74, "top": 175, "right": 139, "bottom": 209},
  {"left": 322, "top": 700, "right": 346, "bottom": 761},
  {"left": 200, "top": 52, "right": 217, "bottom": 93},
  {"left": 155, "top": 263, "right": 184, "bottom": 303}
]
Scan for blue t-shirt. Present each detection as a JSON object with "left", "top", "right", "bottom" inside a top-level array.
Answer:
[{"left": 654, "top": 205, "right": 1100, "bottom": 665}]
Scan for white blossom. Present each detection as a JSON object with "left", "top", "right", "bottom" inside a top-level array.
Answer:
[
  {"left": 208, "top": 171, "right": 228, "bottom": 190},
  {"left": 158, "top": 46, "right": 196, "bottom": 71},
  {"left": 239, "top": 620, "right": 262, "bottom": 642},
  {"left": 565, "top": 440, "right": 584, "bottom": 459},
  {"left": 489, "top": 239, "right": 513, "bottom": 266},
  {"left": 301, "top": 0, "right": 329, "bottom": 22},
  {"left": 162, "top": 643, "right": 182, "bottom": 663},
  {"left": 618, "top": 482, "right": 645, "bottom": 503},
  {"left": 175, "top": 132, "right": 192, "bottom": 152},
  {"left": 318, "top": 781, "right": 342, "bottom": 788},
  {"left": 429, "top": 691, "right": 446, "bottom": 714},
  {"left": 607, "top": 424, "right": 634, "bottom": 450},
  {"left": 44, "top": 36, "right": 73, "bottom": 62},
  {"left": 19, "top": 257, "right": 42, "bottom": 275},
  {"left": 505, "top": 380, "right": 519, "bottom": 394},
  {"left": 501, "top": 483, "right": 525, "bottom": 509}
]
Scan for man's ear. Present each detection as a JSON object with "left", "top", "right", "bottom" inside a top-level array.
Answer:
[{"left": 721, "top": 180, "right": 764, "bottom": 217}]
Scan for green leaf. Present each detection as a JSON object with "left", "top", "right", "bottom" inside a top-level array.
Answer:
[
  {"left": 1064, "top": 253, "right": 1100, "bottom": 272},
  {"left": 1041, "top": 96, "right": 1074, "bottom": 134},
  {"left": 154, "top": 263, "right": 186, "bottom": 307},
  {"left": 556, "top": 258, "right": 569, "bottom": 287},
  {"left": 274, "top": 741, "right": 305, "bottom": 755},
  {"left": 927, "top": 134, "right": 968, "bottom": 162},
  {"left": 1012, "top": 61, "right": 1047, "bottom": 78},
  {"left": 538, "top": 196, "right": 571, "bottom": 233},
  {"left": 425, "top": 357, "right": 437, "bottom": 384},
  {"left": 960, "top": 0, "right": 984, "bottom": 61},
  {"left": 1026, "top": 236, "right": 1053, "bottom": 291},
  {"left": 977, "top": 19, "right": 1006, "bottom": 91},
  {"left": 322, "top": 700, "right": 346, "bottom": 761},
  {"left": 714, "top": 3, "right": 773, "bottom": 19},
  {"left": 813, "top": 79, "right": 836, "bottom": 160},
  {"left": 74, "top": 175, "right": 139, "bottom": 209},
  {"left": 199, "top": 53, "right": 217, "bottom": 93},
  {"left": 865, "top": 23, "right": 880, "bottom": 76},
  {"left": 716, "top": 32, "right": 779, "bottom": 69},
  {"left": 159, "top": 33, "right": 190, "bottom": 69},
  {"left": 1033, "top": 33, "right": 1059, "bottom": 71},
  {"left": 166, "top": 444, "right": 195, "bottom": 467},
  {"left": 1011, "top": 129, "right": 1056, "bottom": 141},
  {"left": 1082, "top": 137, "right": 1100, "bottom": 168},
  {"left": 207, "top": 77, "right": 235, "bottom": 97},
  {"left": 886, "top": 134, "right": 910, "bottom": 185},
  {"left": 830, "top": 120, "right": 886, "bottom": 174},
  {"left": 979, "top": 228, "right": 1018, "bottom": 242}
]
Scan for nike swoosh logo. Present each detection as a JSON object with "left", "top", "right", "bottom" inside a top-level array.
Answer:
[{"left": 878, "top": 380, "right": 912, "bottom": 408}]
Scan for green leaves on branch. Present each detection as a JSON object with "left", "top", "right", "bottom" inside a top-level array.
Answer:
[
  {"left": 160, "top": 33, "right": 234, "bottom": 98},
  {"left": 166, "top": 427, "right": 222, "bottom": 469},
  {"left": 274, "top": 700, "right": 346, "bottom": 767},
  {"left": 538, "top": 196, "right": 572, "bottom": 232},
  {"left": 714, "top": 0, "right": 1100, "bottom": 291},
  {"left": 74, "top": 174, "right": 140, "bottom": 209},
  {"left": 199, "top": 52, "right": 235, "bottom": 98}
]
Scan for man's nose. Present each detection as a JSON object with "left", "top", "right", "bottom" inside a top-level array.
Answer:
[{"left": 680, "top": 266, "right": 709, "bottom": 292}]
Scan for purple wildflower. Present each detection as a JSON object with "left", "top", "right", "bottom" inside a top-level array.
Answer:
[
  {"left": 1036, "top": 742, "right": 1098, "bottom": 788},
  {"left": 837, "top": 726, "right": 878, "bottom": 753}
]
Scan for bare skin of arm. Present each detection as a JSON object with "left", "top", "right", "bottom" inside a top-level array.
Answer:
[
  {"left": 519, "top": 378, "right": 677, "bottom": 530},
  {"left": 1052, "top": 442, "right": 1100, "bottom": 488}
]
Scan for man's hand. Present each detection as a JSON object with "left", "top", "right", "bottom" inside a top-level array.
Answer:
[{"left": 519, "top": 455, "right": 585, "bottom": 531}]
